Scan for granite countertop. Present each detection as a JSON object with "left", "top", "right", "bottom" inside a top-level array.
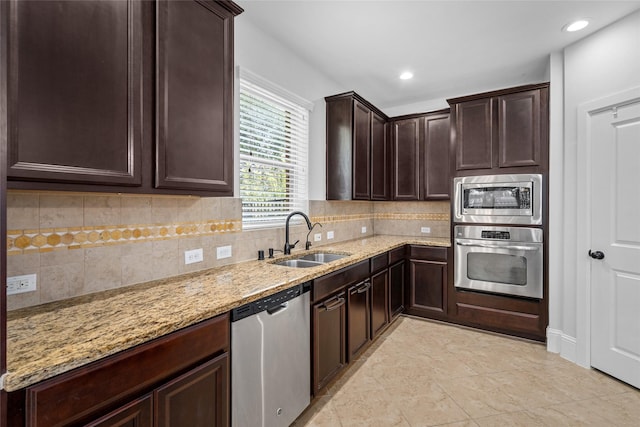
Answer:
[{"left": 4, "top": 235, "right": 449, "bottom": 392}]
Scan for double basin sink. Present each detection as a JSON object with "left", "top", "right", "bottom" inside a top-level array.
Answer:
[{"left": 270, "top": 252, "right": 350, "bottom": 268}]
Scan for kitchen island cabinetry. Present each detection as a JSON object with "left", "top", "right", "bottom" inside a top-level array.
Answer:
[
  {"left": 325, "top": 92, "right": 389, "bottom": 200},
  {"left": 5, "top": 0, "right": 242, "bottom": 196},
  {"left": 449, "top": 83, "right": 549, "bottom": 175},
  {"left": 8, "top": 314, "right": 229, "bottom": 427},
  {"left": 405, "top": 246, "right": 448, "bottom": 319}
]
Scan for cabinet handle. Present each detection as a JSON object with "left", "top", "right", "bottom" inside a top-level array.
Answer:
[
  {"left": 356, "top": 281, "right": 371, "bottom": 294},
  {"left": 324, "top": 296, "right": 345, "bottom": 311}
]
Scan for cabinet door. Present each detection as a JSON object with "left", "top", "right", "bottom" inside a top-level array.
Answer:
[
  {"left": 389, "top": 260, "right": 405, "bottom": 320},
  {"left": 422, "top": 112, "right": 451, "bottom": 200},
  {"left": 407, "top": 260, "right": 447, "bottom": 315},
  {"left": 391, "top": 118, "right": 420, "bottom": 200},
  {"left": 7, "top": 0, "right": 143, "bottom": 185},
  {"left": 155, "top": 353, "right": 229, "bottom": 427},
  {"left": 313, "top": 292, "right": 347, "bottom": 394},
  {"left": 352, "top": 100, "right": 371, "bottom": 200},
  {"left": 347, "top": 281, "right": 371, "bottom": 361},
  {"left": 371, "top": 111, "right": 389, "bottom": 200},
  {"left": 497, "top": 89, "right": 541, "bottom": 168},
  {"left": 454, "top": 98, "right": 493, "bottom": 171},
  {"left": 370, "top": 270, "right": 389, "bottom": 339},
  {"left": 156, "top": 0, "right": 234, "bottom": 193},
  {"left": 86, "top": 395, "right": 152, "bottom": 427}
]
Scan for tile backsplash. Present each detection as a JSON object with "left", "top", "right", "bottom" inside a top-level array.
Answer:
[{"left": 6, "top": 191, "right": 449, "bottom": 310}]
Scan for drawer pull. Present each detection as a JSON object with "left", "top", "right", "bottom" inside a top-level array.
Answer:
[{"left": 324, "top": 297, "right": 346, "bottom": 311}]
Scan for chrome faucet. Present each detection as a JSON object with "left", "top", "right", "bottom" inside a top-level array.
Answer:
[{"left": 284, "top": 211, "right": 313, "bottom": 255}]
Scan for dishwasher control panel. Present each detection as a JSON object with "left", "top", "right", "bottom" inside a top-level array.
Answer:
[{"left": 232, "top": 282, "right": 311, "bottom": 322}]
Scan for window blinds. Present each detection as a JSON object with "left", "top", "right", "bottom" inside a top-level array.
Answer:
[{"left": 239, "top": 79, "right": 309, "bottom": 228}]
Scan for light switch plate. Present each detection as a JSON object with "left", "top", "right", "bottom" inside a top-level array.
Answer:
[
  {"left": 361, "top": 226, "right": 367, "bottom": 233},
  {"left": 217, "top": 245, "right": 232, "bottom": 259},
  {"left": 327, "top": 231, "right": 335, "bottom": 240},
  {"left": 184, "top": 248, "right": 204, "bottom": 265},
  {"left": 7, "top": 274, "right": 37, "bottom": 295},
  {"left": 314, "top": 233, "right": 322, "bottom": 242},
  {"left": 421, "top": 227, "right": 431, "bottom": 234}
]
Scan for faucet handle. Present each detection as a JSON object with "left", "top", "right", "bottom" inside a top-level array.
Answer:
[{"left": 290, "top": 239, "right": 300, "bottom": 249}]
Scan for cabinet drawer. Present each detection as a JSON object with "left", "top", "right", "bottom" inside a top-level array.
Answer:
[
  {"left": 388, "top": 246, "right": 406, "bottom": 264},
  {"left": 25, "top": 314, "right": 229, "bottom": 426},
  {"left": 370, "top": 253, "right": 388, "bottom": 273},
  {"left": 408, "top": 245, "right": 447, "bottom": 262},
  {"left": 313, "top": 260, "right": 369, "bottom": 301}
]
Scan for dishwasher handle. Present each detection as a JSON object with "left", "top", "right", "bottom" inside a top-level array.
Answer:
[
  {"left": 266, "top": 302, "right": 288, "bottom": 315},
  {"left": 323, "top": 296, "right": 345, "bottom": 312}
]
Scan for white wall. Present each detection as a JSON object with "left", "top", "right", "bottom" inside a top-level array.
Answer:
[
  {"left": 558, "top": 9, "right": 640, "bottom": 365},
  {"left": 234, "top": 16, "right": 345, "bottom": 200}
]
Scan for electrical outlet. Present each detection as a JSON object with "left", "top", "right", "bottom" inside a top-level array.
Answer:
[
  {"left": 327, "top": 231, "right": 334, "bottom": 240},
  {"left": 184, "top": 248, "right": 204, "bottom": 265},
  {"left": 361, "top": 226, "right": 367, "bottom": 233},
  {"left": 217, "top": 245, "right": 232, "bottom": 259},
  {"left": 421, "top": 227, "right": 431, "bottom": 234},
  {"left": 7, "top": 274, "right": 37, "bottom": 295},
  {"left": 314, "top": 233, "right": 322, "bottom": 242}
]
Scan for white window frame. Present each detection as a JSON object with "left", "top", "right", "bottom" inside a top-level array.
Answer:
[{"left": 237, "top": 68, "right": 313, "bottom": 229}]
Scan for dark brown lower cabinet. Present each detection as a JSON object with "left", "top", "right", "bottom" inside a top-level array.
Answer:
[
  {"left": 388, "top": 260, "right": 405, "bottom": 320},
  {"left": 312, "top": 292, "right": 347, "bottom": 394},
  {"left": 86, "top": 395, "right": 153, "bottom": 427},
  {"left": 370, "top": 269, "right": 389, "bottom": 339},
  {"left": 347, "top": 281, "right": 371, "bottom": 361},
  {"left": 405, "top": 246, "right": 448, "bottom": 319},
  {"left": 155, "top": 354, "right": 228, "bottom": 427}
]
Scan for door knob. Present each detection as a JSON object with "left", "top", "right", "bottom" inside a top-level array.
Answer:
[{"left": 588, "top": 250, "right": 605, "bottom": 260}]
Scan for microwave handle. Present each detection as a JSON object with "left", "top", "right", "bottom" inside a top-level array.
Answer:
[{"left": 456, "top": 242, "right": 539, "bottom": 252}]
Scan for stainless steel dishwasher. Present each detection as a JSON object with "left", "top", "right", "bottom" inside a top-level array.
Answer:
[{"left": 231, "top": 282, "right": 311, "bottom": 427}]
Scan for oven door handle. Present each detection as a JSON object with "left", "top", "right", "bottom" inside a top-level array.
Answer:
[{"left": 456, "top": 242, "right": 540, "bottom": 251}]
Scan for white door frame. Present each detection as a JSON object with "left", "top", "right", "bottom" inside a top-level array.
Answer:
[{"left": 575, "top": 86, "right": 640, "bottom": 368}]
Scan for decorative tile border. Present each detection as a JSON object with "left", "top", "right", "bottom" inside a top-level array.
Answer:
[
  {"left": 374, "top": 212, "right": 449, "bottom": 221},
  {"left": 7, "top": 220, "right": 242, "bottom": 255},
  {"left": 7, "top": 212, "right": 449, "bottom": 255}
]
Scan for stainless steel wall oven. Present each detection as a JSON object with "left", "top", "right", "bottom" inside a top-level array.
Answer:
[{"left": 454, "top": 225, "right": 543, "bottom": 299}]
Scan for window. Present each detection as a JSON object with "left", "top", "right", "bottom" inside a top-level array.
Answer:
[{"left": 239, "top": 71, "right": 310, "bottom": 228}]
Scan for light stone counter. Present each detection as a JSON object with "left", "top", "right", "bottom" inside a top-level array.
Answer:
[{"left": 5, "top": 235, "right": 449, "bottom": 391}]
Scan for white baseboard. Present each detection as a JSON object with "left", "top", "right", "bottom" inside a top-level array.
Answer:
[{"left": 546, "top": 327, "right": 578, "bottom": 364}]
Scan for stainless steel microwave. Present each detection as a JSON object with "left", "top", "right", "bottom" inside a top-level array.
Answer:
[{"left": 453, "top": 174, "right": 543, "bottom": 225}]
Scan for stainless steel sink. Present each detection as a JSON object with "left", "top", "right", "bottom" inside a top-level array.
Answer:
[
  {"left": 297, "top": 252, "right": 348, "bottom": 263},
  {"left": 270, "top": 252, "right": 350, "bottom": 268},
  {"left": 272, "top": 259, "right": 324, "bottom": 268}
]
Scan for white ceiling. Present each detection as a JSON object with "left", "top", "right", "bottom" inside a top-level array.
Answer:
[{"left": 237, "top": 0, "right": 640, "bottom": 109}]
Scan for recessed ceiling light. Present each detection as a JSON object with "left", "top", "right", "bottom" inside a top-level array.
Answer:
[
  {"left": 399, "top": 71, "right": 414, "bottom": 80},
  {"left": 564, "top": 19, "right": 589, "bottom": 32}
]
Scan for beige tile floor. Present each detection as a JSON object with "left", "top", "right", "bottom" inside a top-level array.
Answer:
[{"left": 294, "top": 316, "right": 640, "bottom": 426}]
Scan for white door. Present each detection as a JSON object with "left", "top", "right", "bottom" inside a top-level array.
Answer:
[{"left": 590, "top": 99, "right": 640, "bottom": 389}]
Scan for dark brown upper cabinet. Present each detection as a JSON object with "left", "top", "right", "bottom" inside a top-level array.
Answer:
[
  {"left": 325, "top": 92, "right": 389, "bottom": 200},
  {"left": 5, "top": 0, "right": 242, "bottom": 196},
  {"left": 448, "top": 83, "right": 549, "bottom": 175},
  {"left": 370, "top": 111, "right": 389, "bottom": 200},
  {"left": 421, "top": 110, "right": 451, "bottom": 200},
  {"left": 390, "top": 117, "right": 420, "bottom": 200},
  {"left": 390, "top": 110, "right": 451, "bottom": 201},
  {"left": 155, "top": 0, "right": 236, "bottom": 193},
  {"left": 352, "top": 100, "right": 371, "bottom": 199},
  {"left": 6, "top": 0, "right": 143, "bottom": 186}
]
